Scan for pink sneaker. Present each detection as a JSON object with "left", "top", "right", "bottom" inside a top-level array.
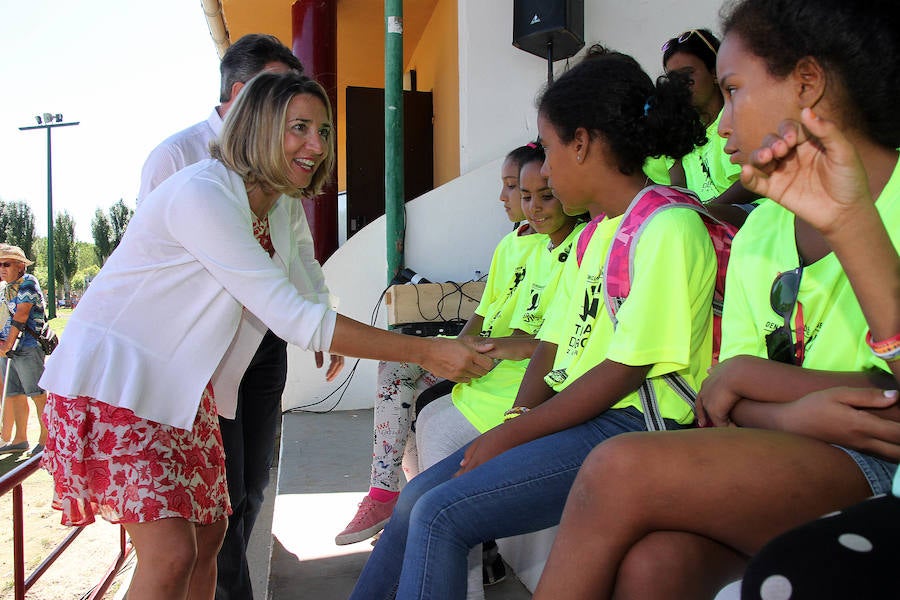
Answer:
[{"left": 335, "top": 495, "right": 397, "bottom": 545}]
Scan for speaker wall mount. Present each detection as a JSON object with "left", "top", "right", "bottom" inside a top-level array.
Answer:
[{"left": 513, "top": 0, "right": 585, "bottom": 70}]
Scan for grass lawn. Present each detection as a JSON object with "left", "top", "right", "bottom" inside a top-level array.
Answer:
[{"left": 46, "top": 307, "right": 73, "bottom": 338}]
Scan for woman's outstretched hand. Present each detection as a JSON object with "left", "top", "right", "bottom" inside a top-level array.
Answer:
[
  {"left": 422, "top": 336, "right": 495, "bottom": 383},
  {"left": 741, "top": 108, "right": 872, "bottom": 236}
]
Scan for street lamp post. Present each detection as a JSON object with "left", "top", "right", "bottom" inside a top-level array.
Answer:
[{"left": 19, "top": 113, "right": 79, "bottom": 320}]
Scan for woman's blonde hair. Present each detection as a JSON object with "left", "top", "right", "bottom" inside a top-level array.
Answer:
[{"left": 211, "top": 71, "right": 335, "bottom": 198}]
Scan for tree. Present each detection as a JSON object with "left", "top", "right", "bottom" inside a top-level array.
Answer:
[
  {"left": 76, "top": 240, "right": 100, "bottom": 271},
  {"left": 0, "top": 200, "right": 11, "bottom": 242},
  {"left": 53, "top": 211, "right": 78, "bottom": 300},
  {"left": 0, "top": 199, "right": 37, "bottom": 261},
  {"left": 91, "top": 208, "right": 112, "bottom": 264},
  {"left": 108, "top": 199, "right": 133, "bottom": 251},
  {"left": 72, "top": 264, "right": 100, "bottom": 294},
  {"left": 31, "top": 237, "right": 48, "bottom": 290}
]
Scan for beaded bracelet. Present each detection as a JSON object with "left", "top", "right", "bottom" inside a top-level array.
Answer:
[
  {"left": 503, "top": 406, "right": 530, "bottom": 422},
  {"left": 866, "top": 330, "right": 900, "bottom": 362}
]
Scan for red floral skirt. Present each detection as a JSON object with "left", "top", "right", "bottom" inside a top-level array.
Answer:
[{"left": 41, "top": 386, "right": 231, "bottom": 526}]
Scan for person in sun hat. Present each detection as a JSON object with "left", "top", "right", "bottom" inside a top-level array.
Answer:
[{"left": 0, "top": 244, "right": 49, "bottom": 456}]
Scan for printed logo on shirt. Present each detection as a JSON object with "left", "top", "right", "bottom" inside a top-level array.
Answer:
[
  {"left": 566, "top": 274, "right": 602, "bottom": 357},
  {"left": 700, "top": 156, "right": 716, "bottom": 197},
  {"left": 482, "top": 266, "right": 528, "bottom": 337},
  {"left": 520, "top": 283, "right": 547, "bottom": 326},
  {"left": 509, "top": 267, "right": 527, "bottom": 294}
]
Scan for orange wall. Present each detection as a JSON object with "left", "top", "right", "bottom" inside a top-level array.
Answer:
[
  {"left": 335, "top": 4, "right": 386, "bottom": 191},
  {"left": 217, "top": 0, "right": 459, "bottom": 191},
  {"left": 406, "top": 0, "right": 459, "bottom": 186}
]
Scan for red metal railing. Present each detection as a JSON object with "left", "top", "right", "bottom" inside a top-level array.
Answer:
[{"left": 1, "top": 452, "right": 133, "bottom": 600}]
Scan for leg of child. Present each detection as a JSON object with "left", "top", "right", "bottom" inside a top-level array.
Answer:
[
  {"left": 533, "top": 428, "right": 874, "bottom": 599},
  {"left": 371, "top": 361, "right": 437, "bottom": 494},
  {"left": 336, "top": 361, "right": 439, "bottom": 545},
  {"left": 415, "top": 395, "right": 481, "bottom": 471},
  {"left": 614, "top": 531, "right": 745, "bottom": 599},
  {"left": 415, "top": 394, "right": 485, "bottom": 600},
  {"left": 350, "top": 407, "right": 652, "bottom": 600},
  {"left": 400, "top": 369, "right": 445, "bottom": 481}
]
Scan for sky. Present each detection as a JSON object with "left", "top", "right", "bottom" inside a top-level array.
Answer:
[{"left": 0, "top": 0, "right": 221, "bottom": 241}]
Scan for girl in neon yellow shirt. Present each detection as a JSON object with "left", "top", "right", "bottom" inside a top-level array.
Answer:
[
  {"left": 414, "top": 146, "right": 583, "bottom": 598},
  {"left": 336, "top": 145, "right": 543, "bottom": 546},
  {"left": 534, "top": 1, "right": 900, "bottom": 597},
  {"left": 662, "top": 28, "right": 757, "bottom": 226}
]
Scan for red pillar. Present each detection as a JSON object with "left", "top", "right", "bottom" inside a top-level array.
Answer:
[{"left": 292, "top": 0, "right": 338, "bottom": 263}]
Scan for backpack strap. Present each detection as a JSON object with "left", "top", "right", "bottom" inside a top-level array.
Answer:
[
  {"left": 575, "top": 213, "right": 606, "bottom": 267},
  {"left": 603, "top": 186, "right": 722, "bottom": 319},
  {"left": 5, "top": 304, "right": 37, "bottom": 343},
  {"left": 636, "top": 373, "right": 699, "bottom": 431},
  {"left": 603, "top": 185, "right": 735, "bottom": 429}
]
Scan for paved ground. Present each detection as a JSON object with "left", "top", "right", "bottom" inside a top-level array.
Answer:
[{"left": 268, "top": 409, "right": 531, "bottom": 599}]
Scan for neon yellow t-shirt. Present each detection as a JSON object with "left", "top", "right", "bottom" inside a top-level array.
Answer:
[
  {"left": 511, "top": 224, "right": 585, "bottom": 335},
  {"left": 720, "top": 159, "right": 900, "bottom": 375},
  {"left": 644, "top": 156, "right": 674, "bottom": 185},
  {"left": 540, "top": 208, "right": 716, "bottom": 425},
  {"left": 681, "top": 112, "right": 741, "bottom": 202},
  {"left": 476, "top": 228, "right": 547, "bottom": 338},
  {"left": 453, "top": 224, "right": 585, "bottom": 433}
]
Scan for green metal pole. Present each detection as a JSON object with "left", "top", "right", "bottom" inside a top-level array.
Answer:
[
  {"left": 18, "top": 119, "right": 78, "bottom": 319},
  {"left": 46, "top": 126, "right": 56, "bottom": 320},
  {"left": 385, "top": 0, "right": 404, "bottom": 287}
]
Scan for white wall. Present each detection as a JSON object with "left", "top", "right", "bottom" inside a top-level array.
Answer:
[
  {"left": 457, "top": 0, "right": 725, "bottom": 175},
  {"left": 282, "top": 158, "right": 510, "bottom": 411}
]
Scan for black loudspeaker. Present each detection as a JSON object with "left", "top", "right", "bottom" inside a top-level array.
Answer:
[{"left": 513, "top": 0, "right": 585, "bottom": 61}]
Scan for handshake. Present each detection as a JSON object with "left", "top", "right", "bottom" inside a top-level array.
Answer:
[{"left": 422, "top": 335, "right": 536, "bottom": 384}]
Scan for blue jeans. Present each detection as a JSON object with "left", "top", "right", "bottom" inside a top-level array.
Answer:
[
  {"left": 350, "top": 406, "right": 683, "bottom": 600},
  {"left": 215, "top": 330, "right": 287, "bottom": 600}
]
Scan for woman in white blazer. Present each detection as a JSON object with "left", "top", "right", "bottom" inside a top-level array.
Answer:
[{"left": 38, "top": 71, "right": 493, "bottom": 600}]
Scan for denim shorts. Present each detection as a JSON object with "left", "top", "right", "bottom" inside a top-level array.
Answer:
[
  {"left": 835, "top": 445, "right": 898, "bottom": 496},
  {"left": 2, "top": 345, "right": 46, "bottom": 396}
]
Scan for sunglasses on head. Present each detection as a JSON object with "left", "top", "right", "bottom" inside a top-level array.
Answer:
[
  {"left": 764, "top": 264, "right": 804, "bottom": 365},
  {"left": 661, "top": 29, "right": 717, "bottom": 57}
]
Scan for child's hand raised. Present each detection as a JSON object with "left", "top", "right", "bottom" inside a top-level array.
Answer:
[{"left": 741, "top": 108, "right": 872, "bottom": 236}]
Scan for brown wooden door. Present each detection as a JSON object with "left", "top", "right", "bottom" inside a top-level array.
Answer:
[{"left": 345, "top": 86, "right": 434, "bottom": 239}]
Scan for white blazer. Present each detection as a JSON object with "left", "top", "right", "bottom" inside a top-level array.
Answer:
[
  {"left": 40, "top": 160, "right": 337, "bottom": 429},
  {"left": 211, "top": 181, "right": 337, "bottom": 419}
]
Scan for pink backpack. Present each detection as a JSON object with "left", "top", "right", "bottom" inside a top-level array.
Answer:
[{"left": 577, "top": 185, "right": 737, "bottom": 429}]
